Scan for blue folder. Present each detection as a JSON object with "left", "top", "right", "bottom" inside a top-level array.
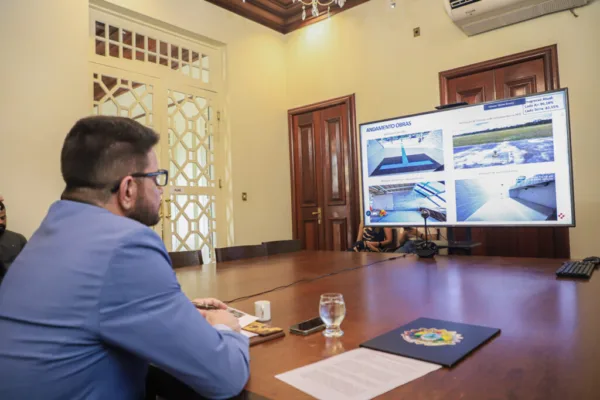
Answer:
[{"left": 360, "top": 317, "right": 500, "bottom": 367}]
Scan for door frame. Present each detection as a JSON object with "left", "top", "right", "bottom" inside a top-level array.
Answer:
[
  {"left": 287, "top": 94, "right": 359, "bottom": 247},
  {"left": 439, "top": 45, "right": 560, "bottom": 105}
]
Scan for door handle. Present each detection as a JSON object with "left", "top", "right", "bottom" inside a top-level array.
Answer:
[
  {"left": 164, "top": 198, "right": 172, "bottom": 220},
  {"left": 312, "top": 207, "right": 322, "bottom": 224}
]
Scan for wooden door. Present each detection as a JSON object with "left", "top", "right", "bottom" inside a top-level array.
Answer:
[
  {"left": 291, "top": 111, "right": 323, "bottom": 251},
  {"left": 321, "top": 104, "right": 354, "bottom": 251},
  {"left": 494, "top": 58, "right": 547, "bottom": 97},
  {"left": 289, "top": 95, "right": 359, "bottom": 251},
  {"left": 439, "top": 45, "right": 569, "bottom": 258},
  {"left": 446, "top": 70, "right": 496, "bottom": 104}
]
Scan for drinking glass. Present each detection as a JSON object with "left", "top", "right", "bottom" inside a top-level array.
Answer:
[{"left": 319, "top": 293, "right": 346, "bottom": 338}]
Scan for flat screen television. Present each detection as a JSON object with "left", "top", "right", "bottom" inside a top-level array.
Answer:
[{"left": 359, "top": 88, "right": 575, "bottom": 227}]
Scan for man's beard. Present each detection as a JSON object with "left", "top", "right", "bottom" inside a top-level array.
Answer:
[
  {"left": 128, "top": 195, "right": 160, "bottom": 227},
  {"left": 0, "top": 224, "right": 5, "bottom": 235}
]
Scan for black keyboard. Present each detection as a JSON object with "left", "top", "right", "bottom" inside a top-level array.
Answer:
[{"left": 556, "top": 261, "right": 596, "bottom": 279}]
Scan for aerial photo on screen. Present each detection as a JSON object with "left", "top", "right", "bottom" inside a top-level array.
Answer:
[
  {"left": 367, "top": 130, "right": 444, "bottom": 177},
  {"left": 368, "top": 181, "right": 446, "bottom": 223},
  {"left": 455, "top": 173, "right": 557, "bottom": 222},
  {"left": 453, "top": 117, "right": 555, "bottom": 170}
]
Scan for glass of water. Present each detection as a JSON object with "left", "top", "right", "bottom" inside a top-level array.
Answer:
[{"left": 319, "top": 293, "right": 346, "bottom": 338}]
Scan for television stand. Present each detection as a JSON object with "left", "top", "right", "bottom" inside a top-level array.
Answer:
[{"left": 445, "top": 228, "right": 481, "bottom": 255}]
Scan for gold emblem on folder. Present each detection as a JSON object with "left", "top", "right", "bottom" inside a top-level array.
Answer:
[{"left": 402, "top": 328, "right": 463, "bottom": 346}]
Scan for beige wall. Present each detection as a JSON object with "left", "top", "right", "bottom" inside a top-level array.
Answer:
[
  {"left": 0, "top": 0, "right": 89, "bottom": 238},
  {"left": 285, "top": 0, "right": 600, "bottom": 258}
]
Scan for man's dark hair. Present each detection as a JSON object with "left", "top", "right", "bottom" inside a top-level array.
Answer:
[
  {"left": 0, "top": 201, "right": 5, "bottom": 211},
  {"left": 61, "top": 116, "right": 159, "bottom": 199}
]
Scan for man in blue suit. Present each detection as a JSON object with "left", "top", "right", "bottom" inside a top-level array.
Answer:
[{"left": 0, "top": 116, "right": 250, "bottom": 400}]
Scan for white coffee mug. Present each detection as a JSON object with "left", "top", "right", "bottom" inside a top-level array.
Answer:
[{"left": 254, "top": 300, "right": 271, "bottom": 322}]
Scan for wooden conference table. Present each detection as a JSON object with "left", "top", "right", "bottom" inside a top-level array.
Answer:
[{"left": 175, "top": 251, "right": 600, "bottom": 399}]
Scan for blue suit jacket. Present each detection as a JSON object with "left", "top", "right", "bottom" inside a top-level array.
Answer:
[{"left": 0, "top": 200, "right": 249, "bottom": 399}]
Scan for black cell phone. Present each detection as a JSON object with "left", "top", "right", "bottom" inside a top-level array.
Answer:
[{"left": 290, "top": 317, "right": 325, "bottom": 336}]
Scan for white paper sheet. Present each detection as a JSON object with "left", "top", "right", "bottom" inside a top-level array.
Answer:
[
  {"left": 227, "top": 307, "right": 259, "bottom": 338},
  {"left": 276, "top": 348, "right": 440, "bottom": 400},
  {"left": 227, "top": 306, "right": 258, "bottom": 326}
]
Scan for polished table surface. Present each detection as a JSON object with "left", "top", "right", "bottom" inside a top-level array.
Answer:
[{"left": 176, "top": 251, "right": 600, "bottom": 399}]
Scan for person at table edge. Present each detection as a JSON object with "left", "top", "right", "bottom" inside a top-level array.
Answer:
[{"left": 0, "top": 116, "right": 250, "bottom": 400}]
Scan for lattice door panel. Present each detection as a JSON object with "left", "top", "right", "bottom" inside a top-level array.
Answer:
[
  {"left": 92, "top": 73, "right": 153, "bottom": 126},
  {"left": 169, "top": 194, "right": 217, "bottom": 263},
  {"left": 165, "top": 88, "right": 218, "bottom": 261},
  {"left": 168, "top": 90, "right": 215, "bottom": 188}
]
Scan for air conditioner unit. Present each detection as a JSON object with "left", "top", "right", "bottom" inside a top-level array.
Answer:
[{"left": 445, "top": 0, "right": 591, "bottom": 36}]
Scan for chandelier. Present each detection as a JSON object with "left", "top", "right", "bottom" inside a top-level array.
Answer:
[{"left": 242, "top": 0, "right": 346, "bottom": 21}]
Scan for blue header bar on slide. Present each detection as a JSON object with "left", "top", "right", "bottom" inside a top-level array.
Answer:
[{"left": 483, "top": 98, "right": 526, "bottom": 110}]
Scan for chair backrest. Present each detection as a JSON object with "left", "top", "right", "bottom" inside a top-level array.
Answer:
[
  {"left": 215, "top": 244, "right": 267, "bottom": 263},
  {"left": 168, "top": 250, "right": 202, "bottom": 269},
  {"left": 263, "top": 239, "right": 303, "bottom": 256}
]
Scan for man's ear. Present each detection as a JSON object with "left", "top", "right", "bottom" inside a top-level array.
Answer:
[{"left": 117, "top": 177, "right": 137, "bottom": 211}]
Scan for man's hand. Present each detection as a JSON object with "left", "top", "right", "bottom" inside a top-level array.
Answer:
[
  {"left": 0, "top": 195, "right": 4, "bottom": 202},
  {"left": 192, "top": 298, "right": 227, "bottom": 310},
  {"left": 203, "top": 310, "right": 241, "bottom": 332}
]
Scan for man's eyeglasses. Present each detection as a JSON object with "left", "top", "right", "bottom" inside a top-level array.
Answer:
[{"left": 110, "top": 169, "right": 169, "bottom": 193}]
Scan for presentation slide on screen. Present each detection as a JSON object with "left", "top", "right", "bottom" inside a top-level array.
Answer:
[{"left": 360, "top": 90, "right": 574, "bottom": 227}]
